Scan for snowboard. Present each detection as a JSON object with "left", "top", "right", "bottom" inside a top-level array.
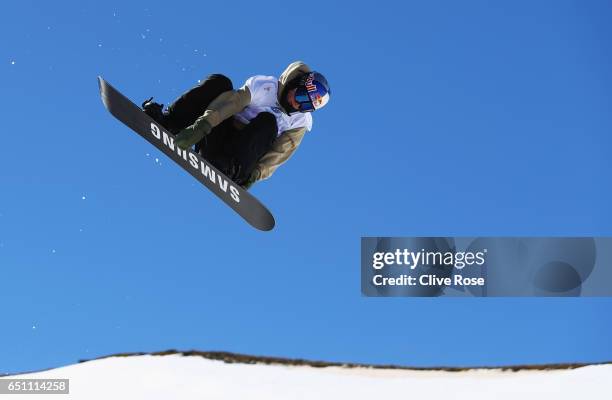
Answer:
[{"left": 97, "top": 77, "right": 275, "bottom": 231}]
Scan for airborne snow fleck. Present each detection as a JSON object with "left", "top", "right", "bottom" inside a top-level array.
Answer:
[
  {"left": 82, "top": 195, "right": 86, "bottom": 200},
  {"left": 11, "top": 60, "right": 16, "bottom": 65}
]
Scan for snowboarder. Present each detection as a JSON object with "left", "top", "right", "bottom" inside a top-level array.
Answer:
[{"left": 141, "top": 61, "right": 331, "bottom": 189}]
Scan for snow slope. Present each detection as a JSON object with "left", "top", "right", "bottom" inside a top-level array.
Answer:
[{"left": 8, "top": 352, "right": 612, "bottom": 399}]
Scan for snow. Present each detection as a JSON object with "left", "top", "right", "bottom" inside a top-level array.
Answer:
[{"left": 8, "top": 353, "right": 612, "bottom": 399}]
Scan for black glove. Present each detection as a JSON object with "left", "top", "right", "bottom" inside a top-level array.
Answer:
[{"left": 241, "top": 169, "right": 260, "bottom": 191}]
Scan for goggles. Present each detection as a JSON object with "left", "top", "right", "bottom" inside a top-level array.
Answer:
[{"left": 294, "top": 87, "right": 316, "bottom": 112}]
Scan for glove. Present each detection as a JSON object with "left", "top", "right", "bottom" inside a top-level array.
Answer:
[
  {"left": 241, "top": 168, "right": 260, "bottom": 191},
  {"left": 175, "top": 117, "right": 212, "bottom": 150}
]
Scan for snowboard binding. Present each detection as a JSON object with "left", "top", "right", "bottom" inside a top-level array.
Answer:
[{"left": 142, "top": 97, "right": 166, "bottom": 125}]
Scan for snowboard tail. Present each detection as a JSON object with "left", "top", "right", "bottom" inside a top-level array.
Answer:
[{"left": 98, "top": 76, "right": 275, "bottom": 231}]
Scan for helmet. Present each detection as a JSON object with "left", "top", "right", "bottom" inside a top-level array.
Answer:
[{"left": 294, "top": 72, "right": 331, "bottom": 113}]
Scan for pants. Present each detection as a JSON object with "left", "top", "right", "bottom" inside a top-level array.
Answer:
[{"left": 162, "top": 74, "right": 277, "bottom": 183}]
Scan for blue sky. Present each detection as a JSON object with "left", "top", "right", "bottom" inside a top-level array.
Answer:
[{"left": 1, "top": 0, "right": 611, "bottom": 373}]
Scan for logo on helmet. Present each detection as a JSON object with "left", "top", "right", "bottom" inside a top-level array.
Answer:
[
  {"left": 304, "top": 73, "right": 317, "bottom": 93},
  {"left": 299, "top": 71, "right": 330, "bottom": 111}
]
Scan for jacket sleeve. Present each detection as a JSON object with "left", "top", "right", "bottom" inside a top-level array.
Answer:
[
  {"left": 251, "top": 127, "right": 307, "bottom": 181},
  {"left": 199, "top": 86, "right": 251, "bottom": 128}
]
